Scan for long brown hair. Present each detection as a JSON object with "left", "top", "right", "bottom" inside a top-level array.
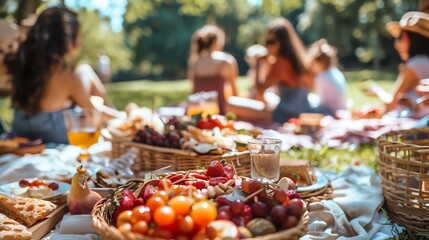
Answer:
[
  {"left": 266, "top": 18, "right": 309, "bottom": 76},
  {"left": 6, "top": 7, "right": 79, "bottom": 115}
]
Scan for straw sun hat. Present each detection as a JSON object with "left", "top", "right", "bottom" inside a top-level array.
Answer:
[{"left": 386, "top": 11, "right": 429, "bottom": 39}]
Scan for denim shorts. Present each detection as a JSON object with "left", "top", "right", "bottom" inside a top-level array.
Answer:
[{"left": 12, "top": 109, "right": 69, "bottom": 144}]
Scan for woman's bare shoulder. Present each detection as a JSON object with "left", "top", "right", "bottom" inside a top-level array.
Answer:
[{"left": 211, "top": 51, "right": 237, "bottom": 65}]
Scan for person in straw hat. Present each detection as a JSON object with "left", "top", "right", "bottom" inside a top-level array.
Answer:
[{"left": 381, "top": 11, "right": 429, "bottom": 116}]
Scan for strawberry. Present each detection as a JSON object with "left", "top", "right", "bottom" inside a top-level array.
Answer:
[
  {"left": 208, "top": 177, "right": 229, "bottom": 186},
  {"left": 189, "top": 172, "right": 209, "bottom": 180},
  {"left": 141, "top": 186, "right": 157, "bottom": 200},
  {"left": 112, "top": 196, "right": 135, "bottom": 223},
  {"left": 122, "top": 189, "right": 136, "bottom": 200},
  {"left": 185, "top": 180, "right": 206, "bottom": 190},
  {"left": 134, "top": 197, "right": 145, "bottom": 206},
  {"left": 223, "top": 163, "right": 235, "bottom": 179},
  {"left": 168, "top": 174, "right": 184, "bottom": 183},
  {"left": 206, "top": 161, "right": 226, "bottom": 177}
]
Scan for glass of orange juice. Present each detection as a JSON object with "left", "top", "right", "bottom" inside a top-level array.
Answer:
[{"left": 63, "top": 109, "right": 103, "bottom": 162}]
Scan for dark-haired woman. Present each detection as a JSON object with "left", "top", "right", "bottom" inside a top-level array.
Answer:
[
  {"left": 6, "top": 7, "right": 111, "bottom": 143},
  {"left": 188, "top": 25, "right": 238, "bottom": 114},
  {"left": 251, "top": 18, "right": 329, "bottom": 123}
]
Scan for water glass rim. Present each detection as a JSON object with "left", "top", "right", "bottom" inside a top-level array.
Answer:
[{"left": 247, "top": 137, "right": 282, "bottom": 145}]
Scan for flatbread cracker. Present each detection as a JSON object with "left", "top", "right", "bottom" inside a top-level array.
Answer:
[
  {"left": 0, "top": 213, "right": 32, "bottom": 240},
  {"left": 0, "top": 195, "right": 56, "bottom": 226}
]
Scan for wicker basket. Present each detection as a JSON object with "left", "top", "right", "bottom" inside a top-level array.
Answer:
[
  {"left": 92, "top": 179, "right": 309, "bottom": 240},
  {"left": 376, "top": 128, "right": 429, "bottom": 232},
  {"left": 111, "top": 140, "right": 252, "bottom": 177}
]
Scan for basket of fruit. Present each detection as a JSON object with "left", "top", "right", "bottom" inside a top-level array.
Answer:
[
  {"left": 91, "top": 161, "right": 309, "bottom": 240},
  {"left": 111, "top": 116, "right": 252, "bottom": 177},
  {"left": 376, "top": 128, "right": 429, "bottom": 232}
]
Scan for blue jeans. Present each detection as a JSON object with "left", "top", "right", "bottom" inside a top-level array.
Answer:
[{"left": 12, "top": 109, "right": 69, "bottom": 144}]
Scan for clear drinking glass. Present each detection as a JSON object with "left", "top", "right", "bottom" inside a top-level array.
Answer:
[
  {"left": 63, "top": 109, "right": 103, "bottom": 162},
  {"left": 248, "top": 138, "right": 282, "bottom": 183}
]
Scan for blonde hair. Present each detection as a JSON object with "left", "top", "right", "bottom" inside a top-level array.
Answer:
[{"left": 308, "top": 39, "right": 338, "bottom": 70}]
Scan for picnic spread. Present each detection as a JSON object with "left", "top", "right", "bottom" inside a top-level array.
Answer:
[{"left": 0, "top": 108, "right": 424, "bottom": 240}]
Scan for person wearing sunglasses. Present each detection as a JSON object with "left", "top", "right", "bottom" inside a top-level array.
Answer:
[{"left": 251, "top": 18, "right": 329, "bottom": 123}]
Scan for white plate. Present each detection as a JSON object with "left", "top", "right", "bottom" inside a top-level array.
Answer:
[
  {"left": 0, "top": 179, "right": 70, "bottom": 200},
  {"left": 297, "top": 169, "right": 329, "bottom": 193}
]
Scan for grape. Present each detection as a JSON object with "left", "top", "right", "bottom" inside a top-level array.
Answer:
[
  {"left": 230, "top": 199, "right": 244, "bottom": 216},
  {"left": 19, "top": 179, "right": 30, "bottom": 188},
  {"left": 252, "top": 201, "right": 268, "bottom": 217},
  {"left": 286, "top": 205, "right": 302, "bottom": 219},
  {"left": 218, "top": 205, "right": 231, "bottom": 215},
  {"left": 288, "top": 199, "right": 304, "bottom": 212},
  {"left": 231, "top": 216, "right": 245, "bottom": 226},
  {"left": 248, "top": 179, "right": 263, "bottom": 193},
  {"left": 270, "top": 205, "right": 288, "bottom": 225},
  {"left": 287, "top": 190, "right": 300, "bottom": 199},
  {"left": 282, "top": 216, "right": 299, "bottom": 229},
  {"left": 216, "top": 211, "right": 230, "bottom": 220},
  {"left": 273, "top": 189, "right": 288, "bottom": 203},
  {"left": 243, "top": 204, "right": 253, "bottom": 223},
  {"left": 241, "top": 178, "right": 252, "bottom": 193},
  {"left": 48, "top": 182, "right": 59, "bottom": 190}
]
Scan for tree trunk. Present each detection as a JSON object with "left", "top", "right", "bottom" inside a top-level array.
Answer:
[{"left": 15, "top": 0, "right": 42, "bottom": 25}]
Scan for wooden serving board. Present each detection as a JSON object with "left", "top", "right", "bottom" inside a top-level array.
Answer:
[{"left": 28, "top": 203, "right": 68, "bottom": 240}]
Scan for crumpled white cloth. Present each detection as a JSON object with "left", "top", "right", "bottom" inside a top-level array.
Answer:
[
  {"left": 0, "top": 142, "right": 111, "bottom": 185},
  {"left": 302, "top": 166, "right": 393, "bottom": 240}
]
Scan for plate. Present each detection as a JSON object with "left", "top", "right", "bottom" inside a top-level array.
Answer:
[
  {"left": 297, "top": 169, "right": 329, "bottom": 192},
  {"left": 0, "top": 179, "right": 70, "bottom": 200}
]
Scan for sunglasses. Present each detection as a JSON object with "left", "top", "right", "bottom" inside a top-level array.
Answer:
[{"left": 266, "top": 39, "right": 277, "bottom": 46}]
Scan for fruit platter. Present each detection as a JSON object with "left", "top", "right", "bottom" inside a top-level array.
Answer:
[{"left": 91, "top": 160, "right": 309, "bottom": 239}]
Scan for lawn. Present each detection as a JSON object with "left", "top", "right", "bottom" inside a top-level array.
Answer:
[{"left": 0, "top": 69, "right": 396, "bottom": 128}]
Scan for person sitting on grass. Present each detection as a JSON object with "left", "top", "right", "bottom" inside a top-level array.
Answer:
[
  {"left": 363, "top": 12, "right": 429, "bottom": 118},
  {"left": 187, "top": 25, "right": 239, "bottom": 115},
  {"left": 5, "top": 7, "right": 119, "bottom": 144},
  {"left": 308, "top": 39, "right": 347, "bottom": 115}
]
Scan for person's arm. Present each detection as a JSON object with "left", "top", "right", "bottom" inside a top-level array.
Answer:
[
  {"left": 386, "top": 65, "right": 419, "bottom": 112},
  {"left": 75, "top": 64, "right": 112, "bottom": 106},
  {"left": 223, "top": 56, "right": 239, "bottom": 96},
  {"left": 69, "top": 73, "right": 95, "bottom": 110}
]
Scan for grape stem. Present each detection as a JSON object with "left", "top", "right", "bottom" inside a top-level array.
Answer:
[{"left": 243, "top": 188, "right": 264, "bottom": 202}]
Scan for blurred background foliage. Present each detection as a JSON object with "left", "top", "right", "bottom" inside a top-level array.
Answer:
[{"left": 0, "top": 0, "right": 421, "bottom": 80}]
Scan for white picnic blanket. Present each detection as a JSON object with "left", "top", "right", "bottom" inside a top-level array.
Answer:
[{"left": 302, "top": 166, "right": 395, "bottom": 240}]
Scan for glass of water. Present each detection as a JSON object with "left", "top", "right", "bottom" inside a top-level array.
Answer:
[{"left": 248, "top": 138, "right": 282, "bottom": 183}]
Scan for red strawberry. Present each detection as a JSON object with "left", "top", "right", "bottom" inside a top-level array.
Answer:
[
  {"left": 112, "top": 196, "right": 135, "bottom": 223},
  {"left": 185, "top": 180, "right": 206, "bottom": 190},
  {"left": 189, "top": 172, "right": 209, "bottom": 180},
  {"left": 208, "top": 177, "right": 229, "bottom": 186},
  {"left": 206, "top": 161, "right": 226, "bottom": 177},
  {"left": 134, "top": 197, "right": 145, "bottom": 206},
  {"left": 122, "top": 189, "right": 136, "bottom": 200},
  {"left": 141, "top": 186, "right": 157, "bottom": 200},
  {"left": 223, "top": 164, "right": 235, "bottom": 179},
  {"left": 168, "top": 174, "right": 184, "bottom": 183}
]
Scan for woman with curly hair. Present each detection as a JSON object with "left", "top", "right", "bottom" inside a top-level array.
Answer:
[{"left": 6, "top": 7, "right": 111, "bottom": 143}]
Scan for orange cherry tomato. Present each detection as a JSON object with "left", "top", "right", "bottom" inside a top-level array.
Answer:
[
  {"left": 154, "top": 206, "right": 175, "bottom": 227},
  {"left": 131, "top": 206, "right": 151, "bottom": 224},
  {"left": 146, "top": 196, "right": 166, "bottom": 213}
]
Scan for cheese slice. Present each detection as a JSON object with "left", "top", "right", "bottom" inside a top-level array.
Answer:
[
  {"left": 0, "top": 194, "right": 56, "bottom": 226},
  {"left": 0, "top": 213, "right": 32, "bottom": 240}
]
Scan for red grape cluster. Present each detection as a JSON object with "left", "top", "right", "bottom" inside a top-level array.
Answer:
[
  {"left": 215, "top": 178, "right": 304, "bottom": 232},
  {"left": 132, "top": 125, "right": 182, "bottom": 149}
]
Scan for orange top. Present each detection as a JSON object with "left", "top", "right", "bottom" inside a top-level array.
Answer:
[{"left": 267, "top": 57, "right": 312, "bottom": 89}]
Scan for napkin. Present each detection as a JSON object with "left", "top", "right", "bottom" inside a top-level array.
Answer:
[
  {"left": 58, "top": 214, "right": 98, "bottom": 234},
  {"left": 302, "top": 166, "right": 389, "bottom": 240}
]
